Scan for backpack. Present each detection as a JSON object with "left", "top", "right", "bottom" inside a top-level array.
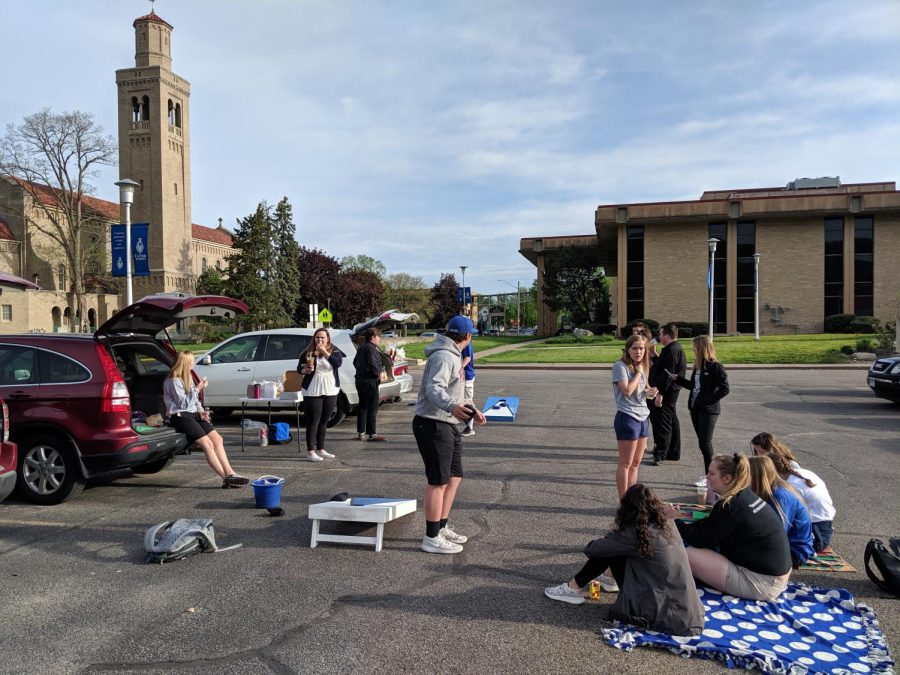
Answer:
[
  {"left": 143, "top": 518, "right": 241, "bottom": 564},
  {"left": 268, "top": 422, "right": 292, "bottom": 444},
  {"left": 864, "top": 537, "right": 900, "bottom": 597}
]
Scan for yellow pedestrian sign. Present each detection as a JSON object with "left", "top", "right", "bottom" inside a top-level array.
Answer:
[{"left": 318, "top": 308, "right": 333, "bottom": 323}]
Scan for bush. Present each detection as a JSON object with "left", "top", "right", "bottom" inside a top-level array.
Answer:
[
  {"left": 577, "top": 323, "right": 617, "bottom": 336},
  {"left": 546, "top": 334, "right": 615, "bottom": 345},
  {"left": 673, "top": 321, "right": 709, "bottom": 339},
  {"left": 840, "top": 345, "right": 855, "bottom": 355},
  {"left": 824, "top": 314, "right": 855, "bottom": 333},
  {"left": 620, "top": 318, "right": 659, "bottom": 338},
  {"left": 856, "top": 337, "right": 878, "bottom": 352},
  {"left": 850, "top": 316, "right": 878, "bottom": 334}
]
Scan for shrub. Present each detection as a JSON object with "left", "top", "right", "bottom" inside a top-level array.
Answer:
[
  {"left": 620, "top": 318, "right": 659, "bottom": 338},
  {"left": 855, "top": 337, "right": 878, "bottom": 352},
  {"left": 849, "top": 316, "right": 878, "bottom": 334},
  {"left": 824, "top": 314, "right": 855, "bottom": 333},
  {"left": 840, "top": 345, "right": 855, "bottom": 355},
  {"left": 673, "top": 321, "right": 708, "bottom": 339},
  {"left": 578, "top": 322, "right": 617, "bottom": 336}
]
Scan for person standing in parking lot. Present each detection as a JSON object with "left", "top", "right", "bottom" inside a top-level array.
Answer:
[
  {"left": 648, "top": 323, "right": 686, "bottom": 465},
  {"left": 298, "top": 328, "right": 345, "bottom": 462},
  {"left": 354, "top": 327, "right": 386, "bottom": 442},
  {"left": 460, "top": 329, "right": 478, "bottom": 437}
]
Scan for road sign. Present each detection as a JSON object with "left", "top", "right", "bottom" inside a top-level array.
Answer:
[{"left": 318, "top": 308, "right": 333, "bottom": 323}]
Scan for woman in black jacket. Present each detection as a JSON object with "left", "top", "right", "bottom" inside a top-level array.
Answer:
[
  {"left": 668, "top": 335, "right": 729, "bottom": 492},
  {"left": 353, "top": 327, "right": 386, "bottom": 442}
]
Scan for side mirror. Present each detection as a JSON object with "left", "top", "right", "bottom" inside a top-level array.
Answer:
[{"left": 198, "top": 355, "right": 212, "bottom": 366}]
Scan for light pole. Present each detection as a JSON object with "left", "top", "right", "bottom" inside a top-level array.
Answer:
[
  {"left": 498, "top": 279, "right": 521, "bottom": 332},
  {"left": 753, "top": 253, "right": 761, "bottom": 341},
  {"left": 459, "top": 265, "right": 468, "bottom": 317},
  {"left": 707, "top": 238, "right": 719, "bottom": 340},
  {"left": 115, "top": 179, "right": 140, "bottom": 306}
]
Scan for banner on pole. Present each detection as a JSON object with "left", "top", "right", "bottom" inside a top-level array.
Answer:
[{"left": 110, "top": 224, "right": 150, "bottom": 277}]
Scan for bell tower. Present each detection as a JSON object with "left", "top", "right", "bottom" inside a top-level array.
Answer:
[{"left": 115, "top": 8, "right": 193, "bottom": 295}]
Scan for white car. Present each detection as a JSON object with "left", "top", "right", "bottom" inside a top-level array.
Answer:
[{"left": 196, "top": 311, "right": 417, "bottom": 426}]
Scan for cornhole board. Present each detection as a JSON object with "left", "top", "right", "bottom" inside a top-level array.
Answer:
[
  {"left": 801, "top": 546, "right": 856, "bottom": 573},
  {"left": 308, "top": 498, "right": 417, "bottom": 552},
  {"left": 482, "top": 396, "right": 519, "bottom": 422}
]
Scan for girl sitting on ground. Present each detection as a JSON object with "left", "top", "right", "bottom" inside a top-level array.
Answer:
[
  {"left": 750, "top": 432, "right": 836, "bottom": 552},
  {"left": 544, "top": 483, "right": 704, "bottom": 637},
  {"left": 665, "top": 453, "right": 792, "bottom": 602},
  {"left": 748, "top": 455, "right": 815, "bottom": 567}
]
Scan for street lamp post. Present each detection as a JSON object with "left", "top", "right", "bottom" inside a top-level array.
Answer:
[
  {"left": 115, "top": 179, "right": 140, "bottom": 306},
  {"left": 753, "top": 253, "right": 761, "bottom": 341},
  {"left": 498, "top": 279, "right": 521, "bottom": 332},
  {"left": 707, "top": 238, "right": 719, "bottom": 340},
  {"left": 459, "top": 265, "right": 468, "bottom": 317}
]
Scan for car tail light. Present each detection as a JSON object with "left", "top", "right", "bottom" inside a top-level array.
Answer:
[
  {"left": 128, "top": 443, "right": 150, "bottom": 454},
  {"left": 393, "top": 364, "right": 408, "bottom": 377},
  {"left": 1, "top": 400, "right": 8, "bottom": 442},
  {"left": 96, "top": 344, "right": 131, "bottom": 413}
]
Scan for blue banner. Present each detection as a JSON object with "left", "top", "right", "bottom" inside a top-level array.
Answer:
[
  {"left": 456, "top": 287, "right": 472, "bottom": 304},
  {"left": 110, "top": 224, "right": 150, "bottom": 277}
]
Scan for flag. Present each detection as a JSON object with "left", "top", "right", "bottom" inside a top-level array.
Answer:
[{"left": 707, "top": 260, "right": 712, "bottom": 290}]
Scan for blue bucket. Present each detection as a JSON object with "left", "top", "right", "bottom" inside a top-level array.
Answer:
[{"left": 251, "top": 475, "right": 285, "bottom": 509}]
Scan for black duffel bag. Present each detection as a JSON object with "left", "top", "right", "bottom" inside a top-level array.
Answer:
[{"left": 864, "top": 537, "right": 900, "bottom": 596}]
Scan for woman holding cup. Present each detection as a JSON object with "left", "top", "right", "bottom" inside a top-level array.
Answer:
[{"left": 298, "top": 328, "right": 345, "bottom": 462}]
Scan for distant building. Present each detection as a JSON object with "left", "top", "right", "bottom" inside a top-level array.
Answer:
[
  {"left": 0, "top": 10, "right": 234, "bottom": 333},
  {"left": 521, "top": 178, "right": 900, "bottom": 336}
]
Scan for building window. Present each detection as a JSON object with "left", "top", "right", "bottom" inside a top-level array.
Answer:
[
  {"left": 131, "top": 97, "right": 140, "bottom": 123},
  {"left": 709, "top": 223, "right": 727, "bottom": 334},
  {"left": 1, "top": 305, "right": 11, "bottom": 321},
  {"left": 735, "top": 222, "right": 756, "bottom": 334},
  {"left": 58, "top": 264, "right": 67, "bottom": 290},
  {"left": 625, "top": 225, "right": 644, "bottom": 323},
  {"left": 854, "top": 216, "right": 874, "bottom": 316},
  {"left": 215, "top": 259, "right": 222, "bottom": 270},
  {"left": 167, "top": 99, "right": 175, "bottom": 126},
  {"left": 142, "top": 95, "right": 151, "bottom": 121},
  {"left": 175, "top": 103, "right": 182, "bottom": 128},
  {"left": 824, "top": 217, "right": 844, "bottom": 319},
  {"left": 201, "top": 258, "right": 208, "bottom": 272}
]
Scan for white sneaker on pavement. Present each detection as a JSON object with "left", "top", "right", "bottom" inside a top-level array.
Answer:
[
  {"left": 421, "top": 534, "right": 463, "bottom": 554},
  {"left": 316, "top": 449, "right": 335, "bottom": 459},
  {"left": 306, "top": 452, "right": 324, "bottom": 462},
  {"left": 544, "top": 582, "right": 585, "bottom": 605},
  {"left": 596, "top": 574, "right": 619, "bottom": 592},
  {"left": 440, "top": 526, "right": 468, "bottom": 544}
]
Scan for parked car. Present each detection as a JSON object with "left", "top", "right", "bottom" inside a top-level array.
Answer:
[
  {"left": 196, "top": 310, "right": 418, "bottom": 425},
  {"left": 0, "top": 293, "right": 248, "bottom": 505},
  {"left": 868, "top": 355, "right": 900, "bottom": 403},
  {"left": 381, "top": 331, "right": 398, "bottom": 338},
  {"left": 0, "top": 399, "right": 16, "bottom": 503},
  {"left": 418, "top": 331, "right": 437, "bottom": 339}
]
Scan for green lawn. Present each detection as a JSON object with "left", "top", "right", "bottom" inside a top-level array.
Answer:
[
  {"left": 401, "top": 336, "right": 535, "bottom": 361},
  {"left": 479, "top": 334, "right": 861, "bottom": 365}
]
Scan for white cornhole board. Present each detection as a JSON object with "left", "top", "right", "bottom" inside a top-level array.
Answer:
[
  {"left": 308, "top": 497, "right": 417, "bottom": 552},
  {"left": 482, "top": 396, "right": 519, "bottom": 422}
]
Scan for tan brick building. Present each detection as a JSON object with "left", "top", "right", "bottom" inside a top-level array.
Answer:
[
  {"left": 521, "top": 179, "right": 900, "bottom": 336},
  {"left": 0, "top": 10, "right": 234, "bottom": 333}
]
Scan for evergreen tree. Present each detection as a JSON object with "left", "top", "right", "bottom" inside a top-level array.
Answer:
[
  {"left": 271, "top": 197, "right": 300, "bottom": 327},
  {"left": 196, "top": 266, "right": 226, "bottom": 296},
  {"left": 224, "top": 203, "right": 273, "bottom": 330}
]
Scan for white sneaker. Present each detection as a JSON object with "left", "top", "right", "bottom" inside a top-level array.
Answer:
[
  {"left": 316, "top": 449, "right": 335, "bottom": 459},
  {"left": 596, "top": 574, "right": 619, "bottom": 592},
  {"left": 440, "top": 526, "right": 468, "bottom": 544},
  {"left": 306, "top": 452, "right": 324, "bottom": 462},
  {"left": 693, "top": 477, "right": 707, "bottom": 488},
  {"left": 421, "top": 534, "right": 463, "bottom": 554},
  {"left": 544, "top": 582, "right": 585, "bottom": 605}
]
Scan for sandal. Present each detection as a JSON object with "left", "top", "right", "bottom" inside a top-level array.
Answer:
[{"left": 222, "top": 474, "right": 250, "bottom": 488}]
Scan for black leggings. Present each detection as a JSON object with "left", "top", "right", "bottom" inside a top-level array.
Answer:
[
  {"left": 573, "top": 555, "right": 627, "bottom": 589},
  {"left": 304, "top": 395, "right": 337, "bottom": 451},
  {"left": 690, "top": 410, "right": 718, "bottom": 472},
  {"left": 356, "top": 378, "right": 380, "bottom": 436}
]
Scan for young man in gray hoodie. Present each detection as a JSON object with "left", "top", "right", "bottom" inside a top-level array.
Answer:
[{"left": 413, "top": 315, "right": 486, "bottom": 554}]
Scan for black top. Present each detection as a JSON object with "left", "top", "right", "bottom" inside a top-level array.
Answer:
[
  {"left": 649, "top": 340, "right": 687, "bottom": 404},
  {"left": 674, "top": 359, "right": 729, "bottom": 414},
  {"left": 353, "top": 341, "right": 383, "bottom": 380},
  {"left": 676, "top": 488, "right": 792, "bottom": 576}
]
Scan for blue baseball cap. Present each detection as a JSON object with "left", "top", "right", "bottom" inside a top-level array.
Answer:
[{"left": 447, "top": 315, "right": 478, "bottom": 335}]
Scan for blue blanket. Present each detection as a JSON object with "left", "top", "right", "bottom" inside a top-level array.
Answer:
[{"left": 602, "top": 583, "right": 894, "bottom": 674}]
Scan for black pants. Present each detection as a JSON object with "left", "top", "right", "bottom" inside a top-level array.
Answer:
[
  {"left": 304, "top": 395, "right": 337, "bottom": 451},
  {"left": 649, "top": 402, "right": 681, "bottom": 461},
  {"left": 573, "top": 554, "right": 627, "bottom": 589},
  {"left": 355, "top": 378, "right": 380, "bottom": 436},
  {"left": 690, "top": 410, "right": 718, "bottom": 473}
]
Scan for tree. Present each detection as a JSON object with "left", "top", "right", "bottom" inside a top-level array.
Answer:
[
  {"left": 429, "top": 273, "right": 459, "bottom": 328},
  {"left": 0, "top": 108, "right": 116, "bottom": 330},
  {"left": 196, "top": 266, "right": 226, "bottom": 296},
  {"left": 340, "top": 254, "right": 386, "bottom": 279},
  {"left": 385, "top": 272, "right": 431, "bottom": 317},
  {"left": 542, "top": 248, "right": 610, "bottom": 326},
  {"left": 224, "top": 203, "right": 273, "bottom": 330},
  {"left": 334, "top": 269, "right": 385, "bottom": 327},
  {"left": 270, "top": 197, "right": 300, "bottom": 327},
  {"left": 297, "top": 246, "right": 340, "bottom": 325}
]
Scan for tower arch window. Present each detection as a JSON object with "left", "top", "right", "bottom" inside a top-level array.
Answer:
[
  {"left": 215, "top": 259, "right": 222, "bottom": 270},
  {"left": 131, "top": 97, "right": 140, "bottom": 122},
  {"left": 141, "top": 95, "right": 151, "bottom": 121},
  {"left": 175, "top": 103, "right": 182, "bottom": 128},
  {"left": 167, "top": 99, "right": 175, "bottom": 126}
]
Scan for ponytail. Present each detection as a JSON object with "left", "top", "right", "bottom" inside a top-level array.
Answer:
[{"left": 712, "top": 453, "right": 750, "bottom": 504}]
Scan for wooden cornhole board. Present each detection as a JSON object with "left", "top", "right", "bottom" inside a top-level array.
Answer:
[
  {"left": 482, "top": 396, "right": 519, "bottom": 422},
  {"left": 308, "top": 497, "right": 417, "bottom": 552}
]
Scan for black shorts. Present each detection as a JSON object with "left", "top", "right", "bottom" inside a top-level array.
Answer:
[
  {"left": 169, "top": 411, "right": 215, "bottom": 444},
  {"left": 412, "top": 415, "right": 462, "bottom": 486}
]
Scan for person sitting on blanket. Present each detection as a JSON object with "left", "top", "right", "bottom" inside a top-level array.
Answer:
[
  {"left": 544, "top": 484, "right": 704, "bottom": 636},
  {"left": 664, "top": 453, "right": 792, "bottom": 602},
  {"left": 748, "top": 455, "right": 815, "bottom": 568},
  {"left": 750, "top": 432, "right": 836, "bottom": 553}
]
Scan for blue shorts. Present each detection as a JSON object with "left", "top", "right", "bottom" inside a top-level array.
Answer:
[{"left": 614, "top": 411, "right": 649, "bottom": 441}]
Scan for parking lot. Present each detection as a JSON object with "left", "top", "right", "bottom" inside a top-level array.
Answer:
[{"left": 0, "top": 368, "right": 897, "bottom": 674}]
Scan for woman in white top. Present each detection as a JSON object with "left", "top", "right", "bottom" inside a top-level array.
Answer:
[{"left": 298, "top": 328, "right": 345, "bottom": 462}]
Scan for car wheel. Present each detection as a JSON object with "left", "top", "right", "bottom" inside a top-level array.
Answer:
[
  {"left": 131, "top": 455, "right": 176, "bottom": 474},
  {"left": 15, "top": 433, "right": 86, "bottom": 505},
  {"left": 326, "top": 393, "right": 349, "bottom": 428}
]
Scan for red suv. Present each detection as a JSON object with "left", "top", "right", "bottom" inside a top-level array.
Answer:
[
  {"left": 0, "top": 294, "right": 247, "bottom": 505},
  {"left": 0, "top": 399, "right": 16, "bottom": 502}
]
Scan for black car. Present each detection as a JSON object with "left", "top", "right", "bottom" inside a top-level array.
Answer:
[{"left": 867, "top": 355, "right": 900, "bottom": 403}]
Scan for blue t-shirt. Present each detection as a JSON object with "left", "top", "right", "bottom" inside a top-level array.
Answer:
[
  {"left": 611, "top": 360, "right": 649, "bottom": 421},
  {"left": 771, "top": 486, "right": 815, "bottom": 565},
  {"left": 461, "top": 343, "right": 475, "bottom": 381}
]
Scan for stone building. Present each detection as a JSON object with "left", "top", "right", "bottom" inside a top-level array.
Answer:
[
  {"left": 521, "top": 178, "right": 900, "bottom": 336},
  {"left": 0, "top": 9, "right": 234, "bottom": 334}
]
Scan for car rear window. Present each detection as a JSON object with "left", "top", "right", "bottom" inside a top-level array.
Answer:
[{"left": 40, "top": 351, "right": 90, "bottom": 384}]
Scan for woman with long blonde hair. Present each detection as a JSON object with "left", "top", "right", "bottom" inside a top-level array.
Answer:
[
  {"left": 163, "top": 351, "right": 248, "bottom": 488},
  {"left": 668, "top": 334, "right": 729, "bottom": 494}
]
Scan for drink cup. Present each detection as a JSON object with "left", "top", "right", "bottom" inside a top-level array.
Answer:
[
  {"left": 695, "top": 485, "right": 707, "bottom": 506},
  {"left": 306, "top": 355, "right": 315, "bottom": 370}
]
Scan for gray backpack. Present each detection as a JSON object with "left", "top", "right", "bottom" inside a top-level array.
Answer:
[{"left": 143, "top": 518, "right": 241, "bottom": 564}]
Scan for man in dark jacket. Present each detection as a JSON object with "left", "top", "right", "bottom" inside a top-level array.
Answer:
[
  {"left": 353, "top": 328, "right": 386, "bottom": 442},
  {"left": 648, "top": 323, "right": 686, "bottom": 465}
]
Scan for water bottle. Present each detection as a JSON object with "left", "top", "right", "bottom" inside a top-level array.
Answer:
[{"left": 259, "top": 425, "right": 268, "bottom": 447}]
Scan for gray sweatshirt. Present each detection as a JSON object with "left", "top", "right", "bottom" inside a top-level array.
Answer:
[{"left": 414, "top": 334, "right": 465, "bottom": 424}]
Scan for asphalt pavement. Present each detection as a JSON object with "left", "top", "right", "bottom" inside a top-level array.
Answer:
[{"left": 0, "top": 368, "right": 897, "bottom": 674}]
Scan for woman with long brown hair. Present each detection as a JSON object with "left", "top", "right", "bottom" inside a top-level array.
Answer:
[
  {"left": 612, "top": 335, "right": 657, "bottom": 500},
  {"left": 298, "top": 328, "right": 345, "bottom": 462},
  {"left": 544, "top": 484, "right": 703, "bottom": 636}
]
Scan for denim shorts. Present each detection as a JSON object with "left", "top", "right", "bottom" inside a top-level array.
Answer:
[{"left": 614, "top": 411, "right": 649, "bottom": 441}]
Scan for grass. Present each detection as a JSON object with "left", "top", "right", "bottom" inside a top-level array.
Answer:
[
  {"left": 478, "top": 334, "right": 860, "bottom": 365},
  {"left": 401, "top": 336, "right": 535, "bottom": 361}
]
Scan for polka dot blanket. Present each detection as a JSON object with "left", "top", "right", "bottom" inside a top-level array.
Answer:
[{"left": 602, "top": 583, "right": 894, "bottom": 674}]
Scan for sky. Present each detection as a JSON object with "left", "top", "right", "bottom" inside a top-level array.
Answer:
[{"left": 2, "top": 1, "right": 899, "bottom": 297}]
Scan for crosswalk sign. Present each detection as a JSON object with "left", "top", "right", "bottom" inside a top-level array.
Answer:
[{"left": 318, "top": 308, "right": 333, "bottom": 323}]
